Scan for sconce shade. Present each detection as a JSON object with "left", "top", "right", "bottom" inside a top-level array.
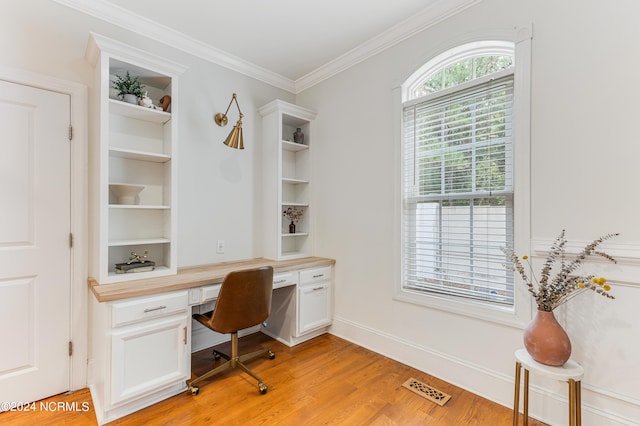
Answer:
[
  {"left": 216, "top": 93, "right": 245, "bottom": 149},
  {"left": 223, "top": 120, "right": 244, "bottom": 150}
]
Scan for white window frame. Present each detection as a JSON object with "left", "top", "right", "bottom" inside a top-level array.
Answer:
[{"left": 394, "top": 28, "right": 532, "bottom": 327}]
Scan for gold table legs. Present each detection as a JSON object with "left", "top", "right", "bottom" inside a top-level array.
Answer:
[{"left": 513, "top": 362, "right": 582, "bottom": 426}]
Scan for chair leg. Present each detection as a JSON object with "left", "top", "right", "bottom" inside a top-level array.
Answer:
[
  {"left": 189, "top": 332, "right": 275, "bottom": 395},
  {"left": 238, "top": 347, "right": 275, "bottom": 364},
  {"left": 188, "top": 360, "right": 231, "bottom": 388},
  {"left": 213, "top": 349, "right": 230, "bottom": 361},
  {"left": 237, "top": 360, "right": 265, "bottom": 384}
]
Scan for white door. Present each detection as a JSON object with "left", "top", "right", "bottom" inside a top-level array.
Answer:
[{"left": 0, "top": 80, "right": 71, "bottom": 406}]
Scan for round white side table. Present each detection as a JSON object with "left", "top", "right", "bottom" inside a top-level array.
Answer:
[{"left": 513, "top": 348, "right": 585, "bottom": 426}]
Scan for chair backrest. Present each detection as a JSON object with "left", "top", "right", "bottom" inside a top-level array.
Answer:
[{"left": 209, "top": 266, "right": 274, "bottom": 334}]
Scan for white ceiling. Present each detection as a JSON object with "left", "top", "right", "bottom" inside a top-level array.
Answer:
[{"left": 55, "top": 0, "right": 481, "bottom": 92}]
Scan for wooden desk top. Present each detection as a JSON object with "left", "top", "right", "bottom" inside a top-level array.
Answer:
[{"left": 89, "top": 257, "right": 336, "bottom": 302}]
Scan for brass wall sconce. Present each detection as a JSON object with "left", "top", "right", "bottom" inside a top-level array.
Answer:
[{"left": 215, "top": 93, "right": 244, "bottom": 149}]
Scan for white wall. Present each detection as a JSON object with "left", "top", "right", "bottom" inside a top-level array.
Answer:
[{"left": 298, "top": 0, "right": 640, "bottom": 424}]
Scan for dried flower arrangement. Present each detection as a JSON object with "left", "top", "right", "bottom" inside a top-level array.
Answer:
[
  {"left": 282, "top": 207, "right": 304, "bottom": 223},
  {"left": 502, "top": 230, "right": 619, "bottom": 312}
]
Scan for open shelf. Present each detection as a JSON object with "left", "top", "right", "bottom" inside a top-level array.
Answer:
[
  {"left": 109, "top": 148, "right": 171, "bottom": 163},
  {"left": 282, "top": 177, "right": 309, "bottom": 185},
  {"left": 109, "top": 204, "right": 170, "bottom": 210},
  {"left": 109, "top": 238, "right": 171, "bottom": 247},
  {"left": 109, "top": 99, "right": 171, "bottom": 123},
  {"left": 282, "top": 140, "right": 309, "bottom": 152}
]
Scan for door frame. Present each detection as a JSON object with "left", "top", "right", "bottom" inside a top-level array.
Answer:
[{"left": 0, "top": 65, "right": 88, "bottom": 392}]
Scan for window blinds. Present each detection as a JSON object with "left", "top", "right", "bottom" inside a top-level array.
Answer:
[{"left": 402, "top": 74, "right": 515, "bottom": 305}]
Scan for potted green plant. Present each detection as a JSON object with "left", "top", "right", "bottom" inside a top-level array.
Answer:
[{"left": 112, "top": 71, "right": 145, "bottom": 104}]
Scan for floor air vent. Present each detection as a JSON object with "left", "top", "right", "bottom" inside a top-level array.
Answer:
[{"left": 402, "top": 378, "right": 451, "bottom": 406}]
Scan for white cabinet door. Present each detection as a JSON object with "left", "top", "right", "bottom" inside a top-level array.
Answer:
[
  {"left": 297, "top": 282, "right": 332, "bottom": 335},
  {"left": 110, "top": 314, "right": 189, "bottom": 406}
]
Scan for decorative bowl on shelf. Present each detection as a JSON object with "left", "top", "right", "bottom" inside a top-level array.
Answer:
[{"left": 109, "top": 184, "right": 144, "bottom": 205}]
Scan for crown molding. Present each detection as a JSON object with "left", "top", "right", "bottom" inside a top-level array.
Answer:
[
  {"left": 295, "top": 0, "right": 483, "bottom": 92},
  {"left": 53, "top": 0, "right": 295, "bottom": 92},
  {"left": 85, "top": 32, "right": 188, "bottom": 77},
  {"left": 54, "top": 0, "right": 481, "bottom": 94}
]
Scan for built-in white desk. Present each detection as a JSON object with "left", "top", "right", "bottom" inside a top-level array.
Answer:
[{"left": 88, "top": 257, "right": 335, "bottom": 425}]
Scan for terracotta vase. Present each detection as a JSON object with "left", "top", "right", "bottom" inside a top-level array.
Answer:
[{"left": 523, "top": 309, "right": 571, "bottom": 366}]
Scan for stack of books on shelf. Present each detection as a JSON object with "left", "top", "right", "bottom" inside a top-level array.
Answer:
[{"left": 115, "top": 260, "right": 155, "bottom": 274}]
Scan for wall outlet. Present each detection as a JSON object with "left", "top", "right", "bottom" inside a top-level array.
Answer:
[{"left": 216, "top": 239, "right": 225, "bottom": 254}]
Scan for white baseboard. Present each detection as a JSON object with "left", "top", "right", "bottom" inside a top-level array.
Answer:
[{"left": 329, "top": 316, "right": 640, "bottom": 426}]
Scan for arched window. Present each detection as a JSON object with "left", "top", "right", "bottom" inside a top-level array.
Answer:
[
  {"left": 400, "top": 41, "right": 516, "bottom": 307},
  {"left": 404, "top": 40, "right": 514, "bottom": 100}
]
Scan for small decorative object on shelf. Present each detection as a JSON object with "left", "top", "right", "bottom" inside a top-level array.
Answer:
[
  {"left": 115, "top": 250, "right": 155, "bottom": 274},
  {"left": 160, "top": 95, "right": 172, "bottom": 112},
  {"left": 138, "top": 91, "right": 154, "bottom": 108},
  {"left": 109, "top": 183, "right": 144, "bottom": 205},
  {"left": 293, "top": 127, "right": 304, "bottom": 144},
  {"left": 283, "top": 207, "right": 304, "bottom": 234},
  {"left": 503, "top": 229, "right": 619, "bottom": 366},
  {"left": 112, "top": 71, "right": 144, "bottom": 104}
]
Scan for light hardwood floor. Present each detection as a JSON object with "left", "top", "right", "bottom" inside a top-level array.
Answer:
[{"left": 0, "top": 333, "right": 546, "bottom": 425}]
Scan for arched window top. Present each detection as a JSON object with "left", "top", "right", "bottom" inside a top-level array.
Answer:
[{"left": 403, "top": 40, "right": 514, "bottom": 101}]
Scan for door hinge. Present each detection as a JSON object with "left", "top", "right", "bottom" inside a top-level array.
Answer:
[
  {"left": 68, "top": 125, "right": 73, "bottom": 141},
  {"left": 68, "top": 341, "right": 73, "bottom": 356},
  {"left": 69, "top": 233, "right": 73, "bottom": 248}
]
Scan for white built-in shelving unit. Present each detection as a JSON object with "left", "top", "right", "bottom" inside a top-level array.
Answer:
[
  {"left": 259, "top": 100, "right": 317, "bottom": 260},
  {"left": 86, "top": 33, "right": 186, "bottom": 283}
]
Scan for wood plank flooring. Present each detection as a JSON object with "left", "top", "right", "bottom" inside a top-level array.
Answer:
[{"left": 0, "top": 333, "right": 546, "bottom": 425}]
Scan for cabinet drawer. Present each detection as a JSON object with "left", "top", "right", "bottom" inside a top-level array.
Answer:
[
  {"left": 112, "top": 291, "right": 188, "bottom": 327},
  {"left": 299, "top": 266, "right": 332, "bottom": 286},
  {"left": 273, "top": 271, "right": 298, "bottom": 289},
  {"left": 201, "top": 284, "right": 222, "bottom": 302}
]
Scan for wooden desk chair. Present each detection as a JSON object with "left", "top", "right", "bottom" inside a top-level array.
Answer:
[{"left": 188, "top": 266, "right": 276, "bottom": 395}]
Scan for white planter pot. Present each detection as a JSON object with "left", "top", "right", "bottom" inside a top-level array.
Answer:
[{"left": 123, "top": 94, "right": 138, "bottom": 104}]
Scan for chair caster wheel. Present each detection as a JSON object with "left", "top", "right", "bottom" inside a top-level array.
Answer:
[
  {"left": 258, "top": 383, "right": 268, "bottom": 394},
  {"left": 268, "top": 350, "right": 276, "bottom": 360},
  {"left": 189, "top": 386, "right": 200, "bottom": 396},
  {"left": 213, "top": 350, "right": 221, "bottom": 360}
]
